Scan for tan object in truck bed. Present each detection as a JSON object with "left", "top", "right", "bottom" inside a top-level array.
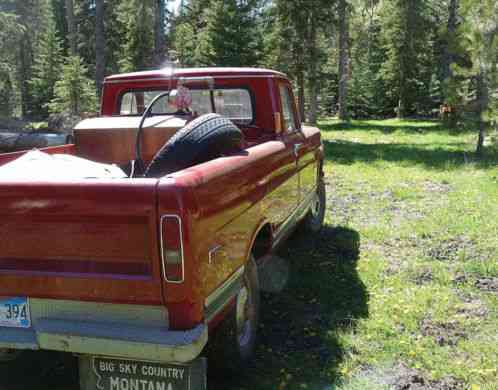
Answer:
[{"left": 74, "top": 116, "right": 188, "bottom": 165}]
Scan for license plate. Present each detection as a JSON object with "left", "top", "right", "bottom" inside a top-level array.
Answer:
[
  {"left": 93, "top": 357, "right": 195, "bottom": 390},
  {"left": 0, "top": 297, "right": 31, "bottom": 328}
]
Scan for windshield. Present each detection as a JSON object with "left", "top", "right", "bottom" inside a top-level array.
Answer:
[{"left": 119, "top": 88, "right": 254, "bottom": 125}]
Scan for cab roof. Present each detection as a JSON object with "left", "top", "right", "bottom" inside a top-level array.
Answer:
[{"left": 105, "top": 67, "right": 288, "bottom": 83}]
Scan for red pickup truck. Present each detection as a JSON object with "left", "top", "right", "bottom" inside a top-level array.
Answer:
[{"left": 0, "top": 67, "right": 325, "bottom": 389}]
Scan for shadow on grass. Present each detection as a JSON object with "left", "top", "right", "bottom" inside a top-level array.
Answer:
[
  {"left": 319, "top": 120, "right": 476, "bottom": 135},
  {"left": 211, "top": 225, "right": 368, "bottom": 389},
  {"left": 324, "top": 139, "right": 498, "bottom": 170}
]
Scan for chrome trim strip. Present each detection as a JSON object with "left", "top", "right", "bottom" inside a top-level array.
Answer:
[
  {"left": 104, "top": 75, "right": 284, "bottom": 84},
  {"left": 160, "top": 214, "right": 185, "bottom": 284},
  {"left": 204, "top": 266, "right": 245, "bottom": 322},
  {"left": 208, "top": 244, "right": 223, "bottom": 265},
  {"left": 178, "top": 76, "right": 215, "bottom": 87},
  {"left": 272, "top": 186, "right": 317, "bottom": 249}
]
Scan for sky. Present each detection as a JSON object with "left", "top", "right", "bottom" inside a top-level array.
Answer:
[{"left": 168, "top": 0, "right": 182, "bottom": 14}]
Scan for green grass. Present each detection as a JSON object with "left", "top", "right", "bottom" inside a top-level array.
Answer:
[{"left": 213, "top": 119, "right": 498, "bottom": 390}]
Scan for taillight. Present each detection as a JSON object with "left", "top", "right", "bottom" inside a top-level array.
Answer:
[{"left": 160, "top": 215, "right": 184, "bottom": 283}]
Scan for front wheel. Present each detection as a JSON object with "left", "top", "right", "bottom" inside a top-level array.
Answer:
[
  {"left": 301, "top": 180, "right": 326, "bottom": 233},
  {"left": 208, "top": 256, "right": 260, "bottom": 372}
]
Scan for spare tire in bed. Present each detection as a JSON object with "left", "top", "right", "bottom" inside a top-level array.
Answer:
[{"left": 144, "top": 113, "right": 244, "bottom": 178}]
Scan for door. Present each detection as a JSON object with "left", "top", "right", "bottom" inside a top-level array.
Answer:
[
  {"left": 271, "top": 82, "right": 302, "bottom": 229},
  {"left": 264, "top": 82, "right": 301, "bottom": 240},
  {"left": 279, "top": 83, "right": 318, "bottom": 204}
]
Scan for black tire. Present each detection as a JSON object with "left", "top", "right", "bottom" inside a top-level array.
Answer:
[
  {"left": 301, "top": 180, "right": 326, "bottom": 233},
  {"left": 145, "top": 113, "right": 244, "bottom": 178},
  {"left": 208, "top": 256, "right": 260, "bottom": 373}
]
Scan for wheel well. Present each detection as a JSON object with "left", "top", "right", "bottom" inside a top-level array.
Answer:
[{"left": 251, "top": 223, "right": 272, "bottom": 263}]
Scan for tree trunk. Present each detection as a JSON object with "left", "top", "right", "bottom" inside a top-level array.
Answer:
[
  {"left": 307, "top": 8, "right": 318, "bottom": 125},
  {"left": 397, "top": 99, "right": 404, "bottom": 119},
  {"left": 154, "top": 0, "right": 166, "bottom": 66},
  {"left": 95, "top": 0, "right": 105, "bottom": 96},
  {"left": 397, "top": 67, "right": 406, "bottom": 119},
  {"left": 475, "top": 70, "right": 489, "bottom": 157},
  {"left": 297, "top": 70, "right": 305, "bottom": 123},
  {"left": 65, "top": 0, "right": 76, "bottom": 55},
  {"left": 18, "top": 34, "right": 32, "bottom": 118},
  {"left": 14, "top": 1, "right": 34, "bottom": 118},
  {"left": 338, "top": 0, "right": 350, "bottom": 121},
  {"left": 442, "top": 0, "right": 458, "bottom": 83}
]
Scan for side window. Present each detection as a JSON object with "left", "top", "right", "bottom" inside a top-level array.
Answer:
[{"left": 279, "top": 85, "right": 299, "bottom": 132}]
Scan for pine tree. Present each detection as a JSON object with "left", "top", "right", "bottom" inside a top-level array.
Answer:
[
  {"left": 269, "top": 0, "right": 329, "bottom": 123},
  {"left": 50, "top": 0, "right": 67, "bottom": 46},
  {"left": 337, "top": 0, "right": 350, "bottom": 120},
  {"left": 265, "top": 1, "right": 293, "bottom": 104},
  {"left": 173, "top": 0, "right": 263, "bottom": 67},
  {"left": 172, "top": 0, "right": 207, "bottom": 66},
  {"left": 452, "top": 0, "right": 497, "bottom": 155},
  {"left": 196, "top": 0, "right": 263, "bottom": 66},
  {"left": 153, "top": 0, "right": 167, "bottom": 66},
  {"left": 379, "top": 0, "right": 432, "bottom": 118},
  {"left": 105, "top": 0, "right": 126, "bottom": 75},
  {"left": 307, "top": 2, "right": 319, "bottom": 124},
  {"left": 0, "top": 10, "right": 23, "bottom": 117},
  {"left": 75, "top": 0, "right": 123, "bottom": 78},
  {"left": 348, "top": 1, "right": 391, "bottom": 118},
  {"left": 48, "top": 55, "right": 97, "bottom": 115},
  {"left": 95, "top": 0, "right": 105, "bottom": 95},
  {"left": 441, "top": 0, "right": 459, "bottom": 84},
  {"left": 116, "top": 0, "right": 155, "bottom": 72},
  {"left": 12, "top": 0, "right": 54, "bottom": 118},
  {"left": 29, "top": 5, "right": 64, "bottom": 119},
  {"left": 65, "top": 0, "right": 76, "bottom": 55}
]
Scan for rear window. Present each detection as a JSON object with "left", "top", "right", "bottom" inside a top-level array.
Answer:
[{"left": 119, "top": 88, "right": 253, "bottom": 125}]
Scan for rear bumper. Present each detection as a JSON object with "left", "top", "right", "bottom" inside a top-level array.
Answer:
[{"left": 0, "top": 299, "right": 207, "bottom": 363}]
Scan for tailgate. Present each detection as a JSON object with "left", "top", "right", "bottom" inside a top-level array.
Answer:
[{"left": 0, "top": 179, "right": 163, "bottom": 305}]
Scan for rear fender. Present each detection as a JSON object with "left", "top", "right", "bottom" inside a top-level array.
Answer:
[{"left": 156, "top": 178, "right": 204, "bottom": 330}]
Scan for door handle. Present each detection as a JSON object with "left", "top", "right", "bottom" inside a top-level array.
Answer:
[{"left": 293, "top": 143, "right": 303, "bottom": 157}]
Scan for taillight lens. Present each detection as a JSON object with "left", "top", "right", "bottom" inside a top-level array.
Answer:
[{"left": 160, "top": 215, "right": 184, "bottom": 283}]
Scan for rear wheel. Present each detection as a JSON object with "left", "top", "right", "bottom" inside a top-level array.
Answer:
[{"left": 208, "top": 256, "right": 260, "bottom": 372}]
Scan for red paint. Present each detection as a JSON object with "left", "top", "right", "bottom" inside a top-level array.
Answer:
[{"left": 0, "top": 68, "right": 323, "bottom": 332}]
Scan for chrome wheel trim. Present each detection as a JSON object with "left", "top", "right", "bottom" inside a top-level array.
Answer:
[
  {"left": 310, "top": 191, "right": 322, "bottom": 220},
  {"left": 236, "top": 285, "right": 253, "bottom": 348},
  {"left": 311, "top": 192, "right": 322, "bottom": 217}
]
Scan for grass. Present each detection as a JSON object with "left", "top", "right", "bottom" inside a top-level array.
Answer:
[{"left": 214, "top": 119, "right": 498, "bottom": 390}]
